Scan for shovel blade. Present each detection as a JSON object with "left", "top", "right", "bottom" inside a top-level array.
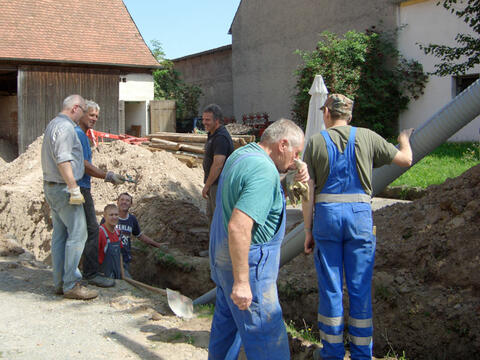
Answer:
[{"left": 167, "top": 288, "right": 194, "bottom": 318}]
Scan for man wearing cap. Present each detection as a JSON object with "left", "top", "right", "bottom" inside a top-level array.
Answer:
[{"left": 302, "top": 94, "right": 413, "bottom": 360}]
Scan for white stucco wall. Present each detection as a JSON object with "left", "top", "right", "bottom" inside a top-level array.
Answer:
[
  {"left": 119, "top": 73, "right": 154, "bottom": 136},
  {"left": 398, "top": 0, "right": 480, "bottom": 142},
  {"left": 119, "top": 73, "right": 154, "bottom": 101},
  {"left": 125, "top": 101, "right": 148, "bottom": 136}
]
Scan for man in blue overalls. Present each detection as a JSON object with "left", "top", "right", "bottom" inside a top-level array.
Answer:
[
  {"left": 208, "top": 118, "right": 309, "bottom": 360},
  {"left": 302, "top": 94, "right": 414, "bottom": 360}
]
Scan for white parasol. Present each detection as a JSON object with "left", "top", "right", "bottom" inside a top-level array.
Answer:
[{"left": 303, "top": 75, "right": 328, "bottom": 155}]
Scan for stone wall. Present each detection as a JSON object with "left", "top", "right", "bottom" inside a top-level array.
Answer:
[{"left": 173, "top": 45, "right": 234, "bottom": 118}]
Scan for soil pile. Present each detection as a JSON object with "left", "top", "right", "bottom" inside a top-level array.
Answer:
[
  {"left": 372, "top": 163, "right": 479, "bottom": 358},
  {"left": 0, "top": 136, "right": 206, "bottom": 261},
  {"left": 278, "top": 164, "right": 480, "bottom": 359}
]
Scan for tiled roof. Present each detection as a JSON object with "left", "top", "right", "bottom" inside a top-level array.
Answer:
[{"left": 0, "top": 0, "right": 160, "bottom": 68}]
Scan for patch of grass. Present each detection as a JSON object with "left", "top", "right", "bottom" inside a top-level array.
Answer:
[
  {"left": 385, "top": 349, "right": 408, "bottom": 360},
  {"left": 382, "top": 330, "right": 409, "bottom": 360},
  {"left": 133, "top": 238, "right": 149, "bottom": 251},
  {"left": 184, "top": 334, "right": 195, "bottom": 345},
  {"left": 195, "top": 303, "right": 215, "bottom": 318},
  {"left": 278, "top": 281, "right": 304, "bottom": 300},
  {"left": 167, "top": 332, "right": 183, "bottom": 342},
  {"left": 154, "top": 250, "right": 194, "bottom": 272},
  {"left": 167, "top": 332, "right": 195, "bottom": 345},
  {"left": 285, "top": 320, "right": 320, "bottom": 344},
  {"left": 391, "top": 142, "right": 479, "bottom": 188},
  {"left": 375, "top": 285, "right": 393, "bottom": 302}
]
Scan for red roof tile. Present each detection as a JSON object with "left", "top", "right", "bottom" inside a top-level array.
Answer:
[{"left": 0, "top": 0, "right": 160, "bottom": 68}]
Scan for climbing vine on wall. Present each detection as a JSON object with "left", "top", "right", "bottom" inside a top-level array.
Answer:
[{"left": 292, "top": 28, "right": 428, "bottom": 138}]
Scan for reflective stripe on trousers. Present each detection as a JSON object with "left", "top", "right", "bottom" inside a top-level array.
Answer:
[
  {"left": 208, "top": 152, "right": 290, "bottom": 360},
  {"left": 314, "top": 127, "right": 374, "bottom": 360}
]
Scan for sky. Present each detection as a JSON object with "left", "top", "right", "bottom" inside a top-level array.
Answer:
[{"left": 122, "top": 0, "right": 242, "bottom": 60}]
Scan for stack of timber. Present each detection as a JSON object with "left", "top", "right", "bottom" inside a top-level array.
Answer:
[{"left": 144, "top": 132, "right": 256, "bottom": 168}]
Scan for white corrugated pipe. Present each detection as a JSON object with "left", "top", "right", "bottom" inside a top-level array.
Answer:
[
  {"left": 372, "top": 78, "right": 480, "bottom": 194},
  {"left": 194, "top": 79, "right": 480, "bottom": 305}
]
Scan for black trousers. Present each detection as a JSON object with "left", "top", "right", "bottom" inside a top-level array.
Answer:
[{"left": 80, "top": 187, "right": 99, "bottom": 278}]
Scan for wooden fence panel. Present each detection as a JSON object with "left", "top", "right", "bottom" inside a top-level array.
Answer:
[{"left": 149, "top": 100, "right": 176, "bottom": 133}]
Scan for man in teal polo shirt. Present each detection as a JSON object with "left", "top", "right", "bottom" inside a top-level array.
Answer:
[{"left": 208, "top": 118, "right": 309, "bottom": 360}]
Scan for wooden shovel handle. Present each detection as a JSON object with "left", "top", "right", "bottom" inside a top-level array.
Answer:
[
  {"left": 124, "top": 277, "right": 167, "bottom": 296},
  {"left": 120, "top": 256, "right": 167, "bottom": 295}
]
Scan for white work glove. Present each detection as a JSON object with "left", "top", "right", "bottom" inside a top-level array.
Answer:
[
  {"left": 68, "top": 186, "right": 85, "bottom": 205},
  {"left": 105, "top": 171, "right": 125, "bottom": 185},
  {"left": 285, "top": 159, "right": 310, "bottom": 207}
]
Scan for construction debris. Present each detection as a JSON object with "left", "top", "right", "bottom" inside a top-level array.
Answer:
[{"left": 144, "top": 131, "right": 256, "bottom": 168}]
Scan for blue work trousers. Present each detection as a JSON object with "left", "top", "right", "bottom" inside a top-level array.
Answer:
[
  {"left": 44, "top": 182, "right": 87, "bottom": 292},
  {"left": 314, "top": 202, "right": 375, "bottom": 360}
]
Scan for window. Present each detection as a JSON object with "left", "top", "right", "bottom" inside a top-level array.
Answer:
[{"left": 454, "top": 74, "right": 479, "bottom": 96}]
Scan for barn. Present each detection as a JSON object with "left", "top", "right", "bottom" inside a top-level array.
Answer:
[{"left": 0, "top": 0, "right": 160, "bottom": 159}]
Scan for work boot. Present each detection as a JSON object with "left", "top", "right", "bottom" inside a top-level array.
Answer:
[
  {"left": 87, "top": 274, "right": 115, "bottom": 288},
  {"left": 63, "top": 283, "right": 98, "bottom": 300},
  {"left": 54, "top": 287, "right": 63, "bottom": 295}
]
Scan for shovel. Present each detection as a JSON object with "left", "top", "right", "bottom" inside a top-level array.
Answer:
[{"left": 120, "top": 257, "right": 194, "bottom": 318}]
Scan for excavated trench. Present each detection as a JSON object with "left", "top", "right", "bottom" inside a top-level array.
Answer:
[
  {"left": 127, "top": 169, "right": 480, "bottom": 360},
  {"left": 5, "top": 132, "right": 478, "bottom": 358}
]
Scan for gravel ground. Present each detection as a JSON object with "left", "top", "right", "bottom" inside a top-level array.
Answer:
[{"left": 0, "top": 255, "right": 210, "bottom": 360}]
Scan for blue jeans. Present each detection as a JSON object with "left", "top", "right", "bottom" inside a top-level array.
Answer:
[{"left": 44, "top": 182, "right": 87, "bottom": 292}]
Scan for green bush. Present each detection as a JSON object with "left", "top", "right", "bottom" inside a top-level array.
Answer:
[
  {"left": 150, "top": 40, "right": 203, "bottom": 120},
  {"left": 292, "top": 28, "right": 428, "bottom": 138}
]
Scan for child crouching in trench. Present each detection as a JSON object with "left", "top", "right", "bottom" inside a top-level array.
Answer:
[{"left": 98, "top": 204, "right": 122, "bottom": 279}]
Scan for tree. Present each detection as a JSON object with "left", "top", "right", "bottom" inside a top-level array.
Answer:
[
  {"left": 292, "top": 29, "right": 428, "bottom": 138},
  {"left": 149, "top": 40, "right": 203, "bottom": 119},
  {"left": 420, "top": 0, "right": 480, "bottom": 75}
]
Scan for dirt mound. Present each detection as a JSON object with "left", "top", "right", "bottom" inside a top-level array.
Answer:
[
  {"left": 279, "top": 164, "right": 480, "bottom": 359},
  {"left": 372, "top": 163, "right": 480, "bottom": 358},
  {"left": 0, "top": 136, "right": 206, "bottom": 261},
  {"left": 133, "top": 196, "right": 209, "bottom": 257}
]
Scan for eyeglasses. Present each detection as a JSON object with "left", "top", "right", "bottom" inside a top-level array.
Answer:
[{"left": 77, "top": 104, "right": 87, "bottom": 113}]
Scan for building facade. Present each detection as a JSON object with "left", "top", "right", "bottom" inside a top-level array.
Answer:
[
  {"left": 173, "top": 45, "right": 233, "bottom": 119},
  {"left": 175, "top": 0, "right": 479, "bottom": 141},
  {"left": 0, "top": 0, "right": 159, "bottom": 158}
]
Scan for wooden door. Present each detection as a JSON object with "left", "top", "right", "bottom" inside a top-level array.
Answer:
[{"left": 149, "top": 100, "right": 176, "bottom": 133}]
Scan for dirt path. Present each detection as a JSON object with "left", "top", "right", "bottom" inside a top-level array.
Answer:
[{"left": 0, "top": 255, "right": 211, "bottom": 360}]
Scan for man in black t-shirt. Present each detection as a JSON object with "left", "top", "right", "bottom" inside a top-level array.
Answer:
[{"left": 202, "top": 104, "right": 234, "bottom": 224}]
